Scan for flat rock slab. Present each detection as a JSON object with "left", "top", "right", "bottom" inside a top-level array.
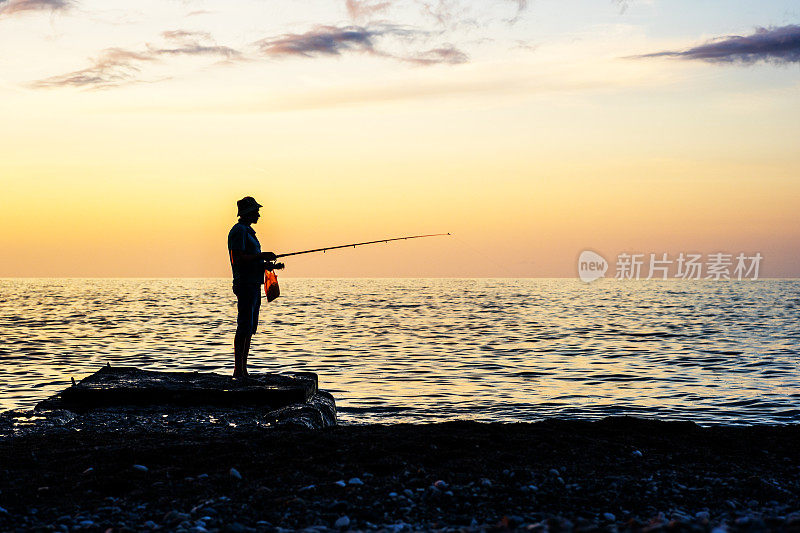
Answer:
[{"left": 35, "top": 366, "right": 319, "bottom": 411}]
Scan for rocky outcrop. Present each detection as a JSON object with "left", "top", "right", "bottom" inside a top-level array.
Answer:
[
  {"left": 36, "top": 366, "right": 322, "bottom": 410},
  {"left": 17, "top": 365, "right": 337, "bottom": 432}
]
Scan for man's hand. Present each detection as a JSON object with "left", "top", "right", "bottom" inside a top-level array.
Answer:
[{"left": 261, "top": 251, "right": 277, "bottom": 261}]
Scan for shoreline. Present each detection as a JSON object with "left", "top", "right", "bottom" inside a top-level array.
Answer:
[{"left": 1, "top": 417, "right": 799, "bottom": 531}]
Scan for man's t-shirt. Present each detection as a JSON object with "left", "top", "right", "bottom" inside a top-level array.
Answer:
[{"left": 228, "top": 222, "right": 264, "bottom": 285}]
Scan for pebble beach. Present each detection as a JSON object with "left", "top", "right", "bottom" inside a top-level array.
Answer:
[{"left": 1, "top": 417, "right": 799, "bottom": 532}]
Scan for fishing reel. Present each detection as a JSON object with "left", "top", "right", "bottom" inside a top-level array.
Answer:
[{"left": 266, "top": 261, "right": 285, "bottom": 271}]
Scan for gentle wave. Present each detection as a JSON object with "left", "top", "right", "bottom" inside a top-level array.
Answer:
[{"left": 0, "top": 278, "right": 798, "bottom": 425}]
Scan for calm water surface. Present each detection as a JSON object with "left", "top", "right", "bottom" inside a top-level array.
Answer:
[{"left": 0, "top": 279, "right": 798, "bottom": 425}]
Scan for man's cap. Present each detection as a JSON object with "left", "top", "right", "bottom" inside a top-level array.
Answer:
[{"left": 237, "top": 196, "right": 263, "bottom": 217}]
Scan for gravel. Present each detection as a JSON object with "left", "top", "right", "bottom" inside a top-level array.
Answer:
[{"left": 1, "top": 417, "right": 799, "bottom": 531}]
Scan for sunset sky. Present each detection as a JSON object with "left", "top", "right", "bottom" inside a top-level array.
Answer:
[{"left": 1, "top": 0, "right": 798, "bottom": 277}]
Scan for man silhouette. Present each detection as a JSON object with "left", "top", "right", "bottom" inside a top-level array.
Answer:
[{"left": 228, "top": 196, "right": 278, "bottom": 379}]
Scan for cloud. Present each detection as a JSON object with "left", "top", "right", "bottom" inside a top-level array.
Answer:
[
  {"left": 403, "top": 45, "right": 468, "bottom": 65},
  {"left": 343, "top": 0, "right": 529, "bottom": 26},
  {"left": 507, "top": 0, "right": 528, "bottom": 24},
  {"left": 0, "top": 0, "right": 71, "bottom": 16},
  {"left": 418, "top": 0, "right": 460, "bottom": 26},
  {"left": 345, "top": 0, "right": 392, "bottom": 22},
  {"left": 162, "top": 29, "right": 213, "bottom": 42},
  {"left": 186, "top": 10, "right": 215, "bottom": 17},
  {"left": 417, "top": 0, "right": 527, "bottom": 27},
  {"left": 32, "top": 21, "right": 464, "bottom": 90},
  {"left": 511, "top": 0, "right": 528, "bottom": 11},
  {"left": 151, "top": 30, "right": 241, "bottom": 59},
  {"left": 255, "top": 24, "right": 411, "bottom": 58},
  {"left": 27, "top": 0, "right": 548, "bottom": 90},
  {"left": 254, "top": 23, "right": 468, "bottom": 67},
  {"left": 632, "top": 24, "right": 800, "bottom": 65},
  {"left": 31, "top": 31, "right": 242, "bottom": 89},
  {"left": 613, "top": 0, "right": 629, "bottom": 14},
  {"left": 30, "top": 48, "right": 155, "bottom": 89}
]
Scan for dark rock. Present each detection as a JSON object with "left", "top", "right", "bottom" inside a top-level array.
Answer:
[
  {"left": 35, "top": 367, "right": 317, "bottom": 411},
  {"left": 13, "top": 366, "right": 337, "bottom": 433},
  {"left": 327, "top": 501, "right": 349, "bottom": 513}
]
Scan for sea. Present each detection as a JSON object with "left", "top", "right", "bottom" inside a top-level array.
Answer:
[{"left": 0, "top": 278, "right": 798, "bottom": 426}]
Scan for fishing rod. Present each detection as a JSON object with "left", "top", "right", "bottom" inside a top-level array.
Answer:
[
  {"left": 274, "top": 233, "right": 451, "bottom": 259},
  {"left": 262, "top": 233, "right": 450, "bottom": 301}
]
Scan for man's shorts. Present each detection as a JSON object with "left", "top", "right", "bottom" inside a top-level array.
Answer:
[{"left": 233, "top": 283, "right": 262, "bottom": 336}]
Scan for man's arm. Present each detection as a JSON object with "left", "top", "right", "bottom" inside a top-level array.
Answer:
[{"left": 229, "top": 250, "right": 277, "bottom": 266}]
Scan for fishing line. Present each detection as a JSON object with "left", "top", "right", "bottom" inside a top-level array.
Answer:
[{"left": 449, "top": 233, "right": 518, "bottom": 278}]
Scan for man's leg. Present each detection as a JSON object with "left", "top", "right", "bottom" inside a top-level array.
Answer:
[
  {"left": 234, "top": 331, "right": 248, "bottom": 378},
  {"left": 233, "top": 283, "right": 253, "bottom": 378},
  {"left": 242, "top": 284, "right": 261, "bottom": 378},
  {"left": 242, "top": 336, "right": 252, "bottom": 377}
]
